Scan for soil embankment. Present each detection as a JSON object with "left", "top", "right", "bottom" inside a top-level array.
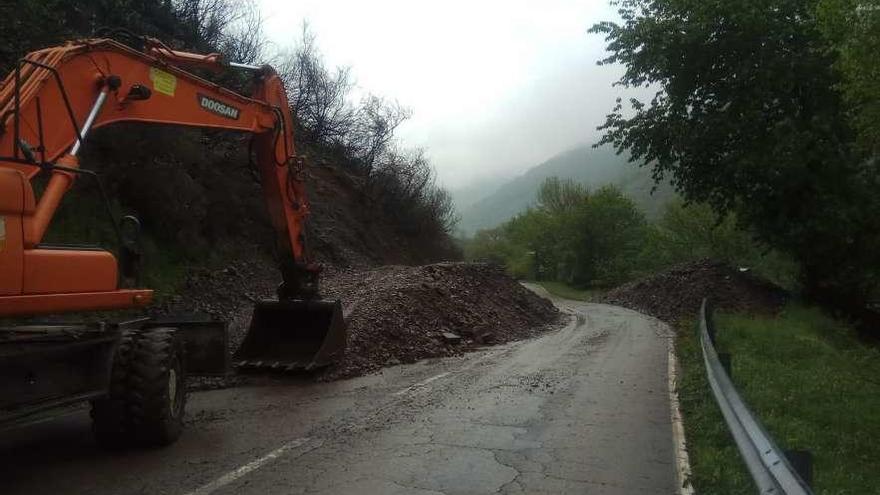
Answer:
[{"left": 601, "top": 259, "right": 787, "bottom": 323}]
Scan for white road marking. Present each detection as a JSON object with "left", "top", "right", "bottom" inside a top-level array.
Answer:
[
  {"left": 668, "top": 343, "right": 695, "bottom": 495},
  {"left": 390, "top": 346, "right": 510, "bottom": 397},
  {"left": 182, "top": 437, "right": 319, "bottom": 495}
]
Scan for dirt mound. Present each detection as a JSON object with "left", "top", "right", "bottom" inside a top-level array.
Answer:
[
  {"left": 601, "top": 259, "right": 787, "bottom": 323},
  {"left": 317, "top": 262, "right": 561, "bottom": 380},
  {"left": 161, "top": 258, "right": 560, "bottom": 385}
]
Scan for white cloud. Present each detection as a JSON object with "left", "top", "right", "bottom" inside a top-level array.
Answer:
[{"left": 258, "top": 0, "right": 629, "bottom": 188}]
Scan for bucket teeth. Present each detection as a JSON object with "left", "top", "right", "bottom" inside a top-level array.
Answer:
[
  {"left": 231, "top": 299, "right": 347, "bottom": 372},
  {"left": 233, "top": 359, "right": 312, "bottom": 371}
]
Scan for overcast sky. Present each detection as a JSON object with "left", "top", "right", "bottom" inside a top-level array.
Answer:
[{"left": 257, "top": 0, "right": 627, "bottom": 189}]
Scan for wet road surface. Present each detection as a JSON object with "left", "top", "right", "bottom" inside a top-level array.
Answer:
[{"left": 1, "top": 287, "right": 677, "bottom": 494}]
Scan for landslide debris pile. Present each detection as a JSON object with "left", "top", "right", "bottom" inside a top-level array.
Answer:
[
  {"left": 602, "top": 259, "right": 787, "bottom": 323},
  {"left": 160, "top": 259, "right": 560, "bottom": 385},
  {"left": 318, "top": 262, "right": 561, "bottom": 380}
]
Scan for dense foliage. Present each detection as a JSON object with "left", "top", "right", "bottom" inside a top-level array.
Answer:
[
  {"left": 467, "top": 177, "right": 797, "bottom": 291},
  {"left": 817, "top": 0, "right": 880, "bottom": 153},
  {"left": 590, "top": 0, "right": 880, "bottom": 311},
  {"left": 467, "top": 178, "right": 647, "bottom": 287}
]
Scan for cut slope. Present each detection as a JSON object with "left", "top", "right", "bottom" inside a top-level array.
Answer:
[{"left": 308, "top": 159, "right": 463, "bottom": 267}]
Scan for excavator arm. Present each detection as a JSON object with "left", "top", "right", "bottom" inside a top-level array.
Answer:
[
  {"left": 0, "top": 38, "right": 314, "bottom": 314},
  {"left": 0, "top": 38, "right": 345, "bottom": 371}
]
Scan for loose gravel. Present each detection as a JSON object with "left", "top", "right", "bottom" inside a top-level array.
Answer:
[{"left": 318, "top": 262, "right": 561, "bottom": 380}]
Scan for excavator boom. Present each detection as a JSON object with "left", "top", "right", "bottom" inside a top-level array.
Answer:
[{"left": 0, "top": 39, "right": 345, "bottom": 370}]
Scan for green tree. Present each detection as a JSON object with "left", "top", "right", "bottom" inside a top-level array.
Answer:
[
  {"left": 467, "top": 178, "right": 647, "bottom": 287},
  {"left": 536, "top": 176, "right": 588, "bottom": 213},
  {"left": 465, "top": 227, "right": 515, "bottom": 266},
  {"left": 504, "top": 207, "right": 560, "bottom": 280},
  {"left": 573, "top": 186, "right": 647, "bottom": 286},
  {"left": 592, "top": 0, "right": 880, "bottom": 309},
  {"left": 817, "top": 0, "right": 880, "bottom": 153}
]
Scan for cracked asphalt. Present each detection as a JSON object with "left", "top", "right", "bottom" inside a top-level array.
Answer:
[{"left": 0, "top": 286, "right": 676, "bottom": 494}]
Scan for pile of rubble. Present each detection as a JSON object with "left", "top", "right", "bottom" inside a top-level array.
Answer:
[
  {"left": 602, "top": 259, "right": 787, "bottom": 323},
  {"left": 317, "top": 262, "right": 561, "bottom": 379},
  {"left": 163, "top": 258, "right": 561, "bottom": 384}
]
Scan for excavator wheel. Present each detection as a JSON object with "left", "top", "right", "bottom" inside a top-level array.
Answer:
[
  {"left": 91, "top": 329, "right": 137, "bottom": 448},
  {"left": 128, "top": 327, "right": 186, "bottom": 446},
  {"left": 90, "top": 327, "right": 186, "bottom": 448}
]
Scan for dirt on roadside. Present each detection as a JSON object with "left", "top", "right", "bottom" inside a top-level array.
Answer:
[
  {"left": 601, "top": 259, "right": 787, "bottom": 324},
  {"left": 160, "top": 258, "right": 561, "bottom": 385},
  {"left": 317, "top": 262, "right": 561, "bottom": 380}
]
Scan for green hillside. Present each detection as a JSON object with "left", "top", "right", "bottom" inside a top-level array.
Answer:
[{"left": 457, "top": 145, "right": 675, "bottom": 234}]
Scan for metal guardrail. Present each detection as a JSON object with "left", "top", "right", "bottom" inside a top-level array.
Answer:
[{"left": 699, "top": 299, "right": 814, "bottom": 495}]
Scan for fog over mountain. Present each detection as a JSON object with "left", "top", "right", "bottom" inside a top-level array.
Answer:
[
  {"left": 455, "top": 145, "right": 676, "bottom": 235},
  {"left": 258, "top": 0, "right": 644, "bottom": 190}
]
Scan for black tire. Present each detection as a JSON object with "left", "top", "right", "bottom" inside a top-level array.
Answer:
[
  {"left": 91, "top": 329, "right": 136, "bottom": 449},
  {"left": 89, "top": 326, "right": 187, "bottom": 448},
  {"left": 128, "top": 327, "right": 187, "bottom": 447}
]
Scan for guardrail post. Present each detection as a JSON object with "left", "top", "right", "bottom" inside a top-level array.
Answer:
[
  {"left": 705, "top": 298, "right": 717, "bottom": 343},
  {"left": 785, "top": 450, "right": 814, "bottom": 488},
  {"left": 718, "top": 352, "right": 732, "bottom": 377},
  {"left": 705, "top": 300, "right": 731, "bottom": 376}
]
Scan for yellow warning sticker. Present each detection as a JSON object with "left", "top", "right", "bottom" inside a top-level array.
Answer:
[
  {"left": 149, "top": 68, "right": 177, "bottom": 96},
  {"left": 0, "top": 216, "right": 6, "bottom": 252}
]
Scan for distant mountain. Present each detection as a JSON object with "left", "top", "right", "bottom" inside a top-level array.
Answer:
[
  {"left": 448, "top": 172, "right": 509, "bottom": 211},
  {"left": 456, "top": 145, "right": 675, "bottom": 235}
]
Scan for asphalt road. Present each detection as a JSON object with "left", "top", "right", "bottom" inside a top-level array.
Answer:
[{"left": 0, "top": 287, "right": 677, "bottom": 495}]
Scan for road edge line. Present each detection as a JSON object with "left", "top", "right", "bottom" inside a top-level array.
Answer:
[
  {"left": 668, "top": 341, "right": 695, "bottom": 495},
  {"left": 182, "top": 437, "right": 320, "bottom": 495}
]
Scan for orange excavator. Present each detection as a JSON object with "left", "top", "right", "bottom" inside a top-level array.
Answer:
[{"left": 0, "top": 37, "right": 345, "bottom": 446}]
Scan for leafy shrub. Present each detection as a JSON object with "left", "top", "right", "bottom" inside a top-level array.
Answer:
[{"left": 640, "top": 201, "right": 800, "bottom": 289}]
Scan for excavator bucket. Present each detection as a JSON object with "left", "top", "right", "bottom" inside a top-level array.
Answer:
[{"left": 233, "top": 300, "right": 346, "bottom": 371}]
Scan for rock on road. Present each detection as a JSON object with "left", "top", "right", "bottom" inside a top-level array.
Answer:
[{"left": 0, "top": 286, "right": 678, "bottom": 494}]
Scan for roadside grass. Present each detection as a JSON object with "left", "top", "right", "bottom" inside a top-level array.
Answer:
[
  {"left": 536, "top": 281, "right": 600, "bottom": 301},
  {"left": 676, "top": 304, "right": 880, "bottom": 494}
]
